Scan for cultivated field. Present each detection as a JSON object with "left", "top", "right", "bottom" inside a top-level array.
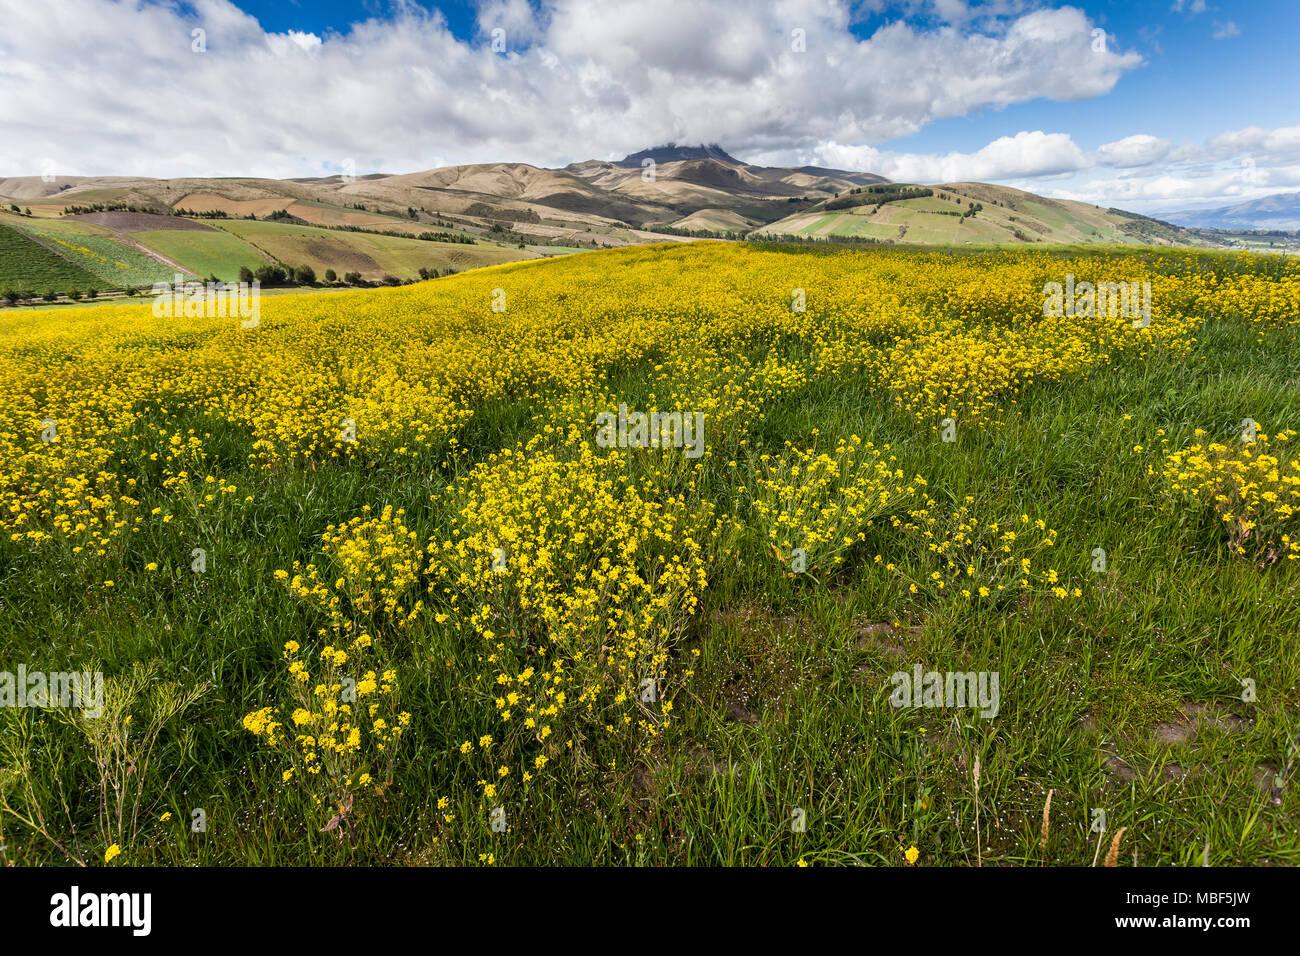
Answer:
[
  {"left": 1, "top": 242, "right": 1297, "bottom": 866},
  {"left": 0, "top": 224, "right": 106, "bottom": 293},
  {"left": 209, "top": 219, "right": 543, "bottom": 281}
]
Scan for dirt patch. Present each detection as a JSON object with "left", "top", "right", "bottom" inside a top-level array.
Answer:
[
  {"left": 301, "top": 238, "right": 379, "bottom": 272},
  {"left": 1084, "top": 702, "right": 1253, "bottom": 784},
  {"left": 286, "top": 203, "right": 405, "bottom": 229},
  {"left": 705, "top": 601, "right": 809, "bottom": 728},
  {"left": 1101, "top": 742, "right": 1138, "bottom": 781},
  {"left": 682, "top": 747, "right": 735, "bottom": 776},
  {"left": 1080, "top": 716, "right": 1138, "bottom": 781},
  {"left": 724, "top": 700, "right": 760, "bottom": 726},
  {"left": 173, "top": 193, "right": 290, "bottom": 218},
  {"left": 1255, "top": 764, "right": 1284, "bottom": 803},
  {"left": 1152, "top": 702, "right": 1251, "bottom": 747},
  {"left": 630, "top": 765, "right": 658, "bottom": 802},
  {"left": 69, "top": 211, "right": 215, "bottom": 233},
  {"left": 855, "top": 621, "right": 922, "bottom": 660}
]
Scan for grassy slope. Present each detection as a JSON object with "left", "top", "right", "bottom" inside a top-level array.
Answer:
[
  {"left": 671, "top": 315, "right": 1300, "bottom": 866},
  {"left": 0, "top": 223, "right": 106, "bottom": 292},
  {"left": 754, "top": 185, "right": 1209, "bottom": 248},
  {"left": 132, "top": 228, "right": 269, "bottom": 281},
  {"left": 0, "top": 245, "right": 1295, "bottom": 866},
  {"left": 210, "top": 219, "right": 540, "bottom": 279},
  {"left": 1, "top": 212, "right": 176, "bottom": 288}
]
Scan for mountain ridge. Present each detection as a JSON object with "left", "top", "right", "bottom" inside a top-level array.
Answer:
[
  {"left": 0, "top": 146, "right": 1244, "bottom": 300},
  {"left": 1153, "top": 191, "right": 1300, "bottom": 231}
]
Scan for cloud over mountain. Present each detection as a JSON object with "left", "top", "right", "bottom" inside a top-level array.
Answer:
[{"left": 0, "top": 0, "right": 1139, "bottom": 179}]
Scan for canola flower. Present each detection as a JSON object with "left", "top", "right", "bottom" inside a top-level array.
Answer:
[
  {"left": 428, "top": 431, "right": 715, "bottom": 794},
  {"left": 751, "top": 434, "right": 925, "bottom": 573},
  {"left": 887, "top": 495, "right": 1078, "bottom": 603},
  {"left": 3, "top": 241, "right": 1296, "bottom": 847},
  {"left": 280, "top": 505, "right": 426, "bottom": 634},
  {"left": 3, "top": 243, "right": 1294, "bottom": 569},
  {"left": 1160, "top": 429, "right": 1300, "bottom": 562},
  {"left": 244, "top": 513, "right": 416, "bottom": 826}
]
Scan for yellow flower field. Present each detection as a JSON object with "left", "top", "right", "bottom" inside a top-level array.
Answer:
[{"left": 2, "top": 241, "right": 1298, "bottom": 866}]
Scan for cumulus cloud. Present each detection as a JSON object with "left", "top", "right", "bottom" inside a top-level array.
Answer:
[
  {"left": 1043, "top": 124, "right": 1300, "bottom": 211},
  {"left": 800, "top": 121, "right": 1300, "bottom": 212},
  {"left": 814, "top": 130, "right": 1088, "bottom": 182},
  {"left": 1094, "top": 134, "right": 1175, "bottom": 168},
  {"left": 0, "top": 0, "right": 1141, "bottom": 178},
  {"left": 1203, "top": 125, "right": 1300, "bottom": 164}
]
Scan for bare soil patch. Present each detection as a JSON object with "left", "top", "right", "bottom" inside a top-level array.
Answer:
[{"left": 70, "top": 211, "right": 215, "bottom": 233}]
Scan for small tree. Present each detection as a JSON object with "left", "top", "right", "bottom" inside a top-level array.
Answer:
[
  {"left": 324, "top": 268, "right": 337, "bottom": 283},
  {"left": 254, "top": 264, "right": 286, "bottom": 285},
  {"left": 239, "top": 266, "right": 255, "bottom": 284},
  {"left": 294, "top": 265, "right": 316, "bottom": 285}
]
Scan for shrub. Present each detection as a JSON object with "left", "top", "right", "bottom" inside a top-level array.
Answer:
[
  {"left": 254, "top": 264, "right": 287, "bottom": 285},
  {"left": 1161, "top": 429, "right": 1300, "bottom": 562}
]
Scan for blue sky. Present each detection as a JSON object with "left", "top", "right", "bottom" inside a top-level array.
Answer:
[
  {"left": 226, "top": 0, "right": 1295, "bottom": 153},
  {"left": 892, "top": 1, "right": 1295, "bottom": 151},
  {"left": 1, "top": 0, "right": 1294, "bottom": 212}
]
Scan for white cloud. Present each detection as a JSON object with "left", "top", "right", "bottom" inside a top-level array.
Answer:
[
  {"left": 1204, "top": 125, "right": 1300, "bottom": 164},
  {"left": 0, "top": 0, "right": 1141, "bottom": 178},
  {"left": 813, "top": 130, "right": 1088, "bottom": 182},
  {"left": 799, "top": 122, "right": 1300, "bottom": 213},
  {"left": 265, "top": 30, "right": 322, "bottom": 55},
  {"left": 1212, "top": 20, "right": 1240, "bottom": 40},
  {"left": 1095, "top": 134, "right": 1175, "bottom": 168},
  {"left": 8, "top": 0, "right": 1280, "bottom": 217},
  {"left": 1042, "top": 124, "right": 1300, "bottom": 211}
]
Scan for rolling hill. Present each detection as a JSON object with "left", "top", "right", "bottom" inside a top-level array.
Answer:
[
  {"left": 0, "top": 143, "right": 1234, "bottom": 300},
  {"left": 753, "top": 181, "right": 1207, "bottom": 247}
]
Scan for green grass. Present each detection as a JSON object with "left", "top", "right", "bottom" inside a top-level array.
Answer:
[
  {"left": 0, "top": 245, "right": 1297, "bottom": 867},
  {"left": 210, "top": 219, "right": 536, "bottom": 280},
  {"left": 0, "top": 223, "right": 107, "bottom": 293},
  {"left": 11, "top": 221, "right": 174, "bottom": 288},
  {"left": 133, "top": 228, "right": 267, "bottom": 281}
]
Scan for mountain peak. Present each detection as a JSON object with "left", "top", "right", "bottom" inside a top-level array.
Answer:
[{"left": 617, "top": 143, "right": 740, "bottom": 167}]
